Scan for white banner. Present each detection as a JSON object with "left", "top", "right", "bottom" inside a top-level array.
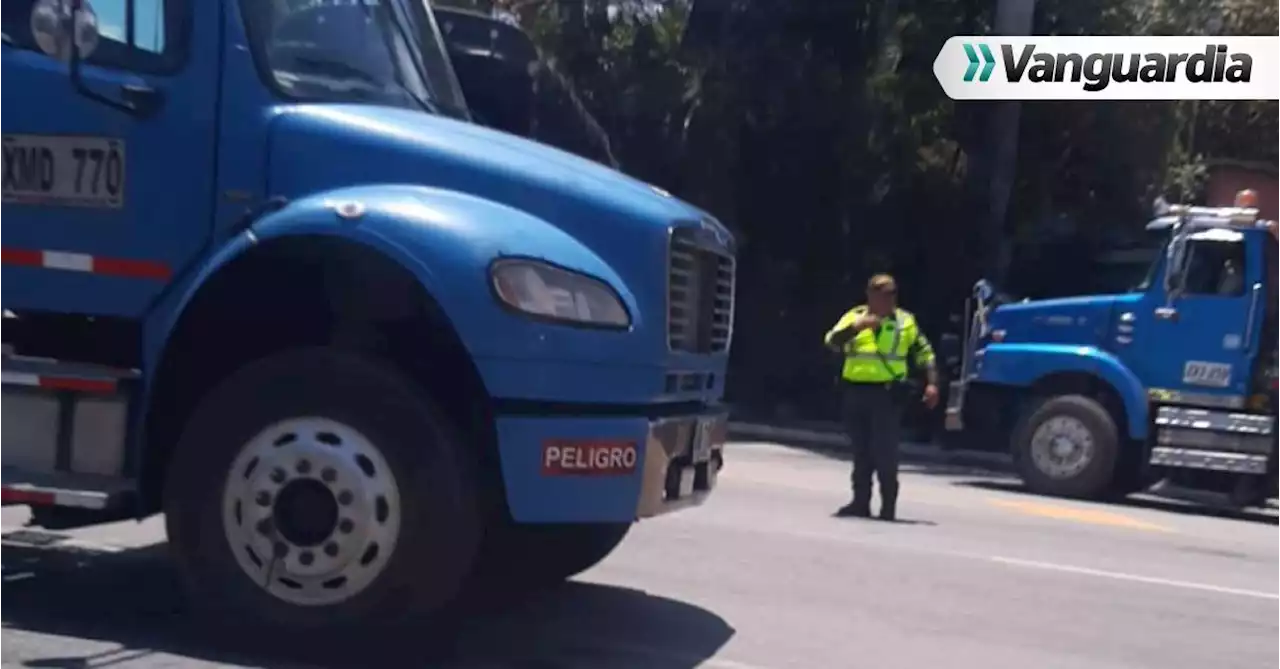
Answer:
[{"left": 933, "top": 36, "right": 1280, "bottom": 101}]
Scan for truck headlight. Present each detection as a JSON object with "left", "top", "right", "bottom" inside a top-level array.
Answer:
[{"left": 490, "top": 259, "right": 631, "bottom": 328}]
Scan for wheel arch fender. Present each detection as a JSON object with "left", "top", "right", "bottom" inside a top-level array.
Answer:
[
  {"left": 978, "top": 343, "right": 1149, "bottom": 440},
  {"left": 148, "top": 184, "right": 637, "bottom": 370}
]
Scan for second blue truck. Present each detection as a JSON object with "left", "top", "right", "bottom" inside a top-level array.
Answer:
[{"left": 947, "top": 197, "right": 1277, "bottom": 506}]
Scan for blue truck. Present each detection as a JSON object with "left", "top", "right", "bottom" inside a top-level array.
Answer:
[
  {"left": 946, "top": 198, "right": 1277, "bottom": 506},
  {"left": 1, "top": 0, "right": 735, "bottom": 628}
]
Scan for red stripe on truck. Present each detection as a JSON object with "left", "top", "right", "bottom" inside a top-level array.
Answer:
[
  {"left": 39, "top": 377, "right": 117, "bottom": 393},
  {"left": 1, "top": 488, "right": 57, "bottom": 506},
  {"left": 1, "top": 247, "right": 171, "bottom": 280},
  {"left": 3, "top": 372, "right": 118, "bottom": 394}
]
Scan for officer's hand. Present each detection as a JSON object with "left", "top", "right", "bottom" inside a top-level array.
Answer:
[
  {"left": 922, "top": 384, "right": 940, "bottom": 409},
  {"left": 854, "top": 314, "right": 882, "bottom": 330}
]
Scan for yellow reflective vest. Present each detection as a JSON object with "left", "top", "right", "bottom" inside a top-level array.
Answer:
[{"left": 823, "top": 306, "right": 935, "bottom": 383}]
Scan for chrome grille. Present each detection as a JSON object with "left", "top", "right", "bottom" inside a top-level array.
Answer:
[{"left": 667, "top": 225, "right": 736, "bottom": 353}]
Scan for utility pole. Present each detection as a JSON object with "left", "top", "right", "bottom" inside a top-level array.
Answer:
[{"left": 982, "top": 0, "right": 1036, "bottom": 283}]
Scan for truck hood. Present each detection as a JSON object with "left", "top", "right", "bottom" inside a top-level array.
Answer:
[
  {"left": 989, "top": 294, "right": 1126, "bottom": 347},
  {"left": 265, "top": 104, "right": 726, "bottom": 280}
]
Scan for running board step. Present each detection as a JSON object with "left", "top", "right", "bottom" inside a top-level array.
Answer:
[
  {"left": 2, "top": 353, "right": 140, "bottom": 393},
  {"left": 1, "top": 468, "right": 136, "bottom": 510},
  {"left": 1151, "top": 406, "right": 1275, "bottom": 475}
]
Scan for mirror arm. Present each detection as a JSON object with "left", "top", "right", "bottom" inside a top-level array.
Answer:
[
  {"left": 65, "top": 0, "right": 155, "bottom": 117},
  {"left": 67, "top": 46, "right": 136, "bottom": 115}
]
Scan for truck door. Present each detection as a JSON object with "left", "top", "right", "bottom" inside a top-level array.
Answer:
[
  {"left": 1, "top": 0, "right": 218, "bottom": 318},
  {"left": 1130, "top": 229, "right": 1264, "bottom": 405}
]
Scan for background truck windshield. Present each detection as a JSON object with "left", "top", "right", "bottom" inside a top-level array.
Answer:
[{"left": 241, "top": 0, "right": 468, "bottom": 119}]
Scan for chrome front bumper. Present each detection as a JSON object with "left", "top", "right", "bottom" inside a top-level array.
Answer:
[{"left": 637, "top": 410, "right": 727, "bottom": 518}]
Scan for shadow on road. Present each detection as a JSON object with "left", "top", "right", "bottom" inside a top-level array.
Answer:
[
  {"left": 1, "top": 536, "right": 735, "bottom": 669},
  {"left": 831, "top": 515, "right": 939, "bottom": 527},
  {"left": 955, "top": 479, "right": 1280, "bottom": 526}
]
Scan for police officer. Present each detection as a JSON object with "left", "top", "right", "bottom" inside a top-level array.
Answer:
[{"left": 823, "top": 274, "right": 939, "bottom": 520}]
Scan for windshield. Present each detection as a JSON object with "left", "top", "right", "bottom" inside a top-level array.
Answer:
[
  {"left": 1092, "top": 257, "right": 1159, "bottom": 294},
  {"left": 241, "top": 0, "right": 469, "bottom": 120}
]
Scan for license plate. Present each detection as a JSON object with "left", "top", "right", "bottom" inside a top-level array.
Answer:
[
  {"left": 3, "top": 134, "right": 126, "bottom": 209},
  {"left": 690, "top": 418, "right": 715, "bottom": 463},
  {"left": 1182, "top": 361, "right": 1232, "bottom": 388}
]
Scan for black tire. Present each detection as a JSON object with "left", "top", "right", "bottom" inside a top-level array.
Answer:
[
  {"left": 471, "top": 521, "right": 630, "bottom": 594},
  {"left": 1108, "top": 445, "right": 1158, "bottom": 498},
  {"left": 164, "top": 347, "right": 480, "bottom": 629},
  {"left": 1011, "top": 394, "right": 1120, "bottom": 500}
]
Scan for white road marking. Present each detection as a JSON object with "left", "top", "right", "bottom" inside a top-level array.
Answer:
[
  {"left": 991, "top": 556, "right": 1279, "bottom": 600},
  {"left": 670, "top": 513, "right": 1278, "bottom": 603}
]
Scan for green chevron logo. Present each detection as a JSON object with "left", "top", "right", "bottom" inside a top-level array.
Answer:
[{"left": 963, "top": 43, "right": 996, "bottom": 82}]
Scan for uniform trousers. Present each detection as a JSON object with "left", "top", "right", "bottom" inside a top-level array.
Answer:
[{"left": 840, "top": 381, "right": 904, "bottom": 509}]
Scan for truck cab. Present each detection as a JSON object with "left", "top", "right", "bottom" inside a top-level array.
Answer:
[
  {"left": 946, "top": 198, "right": 1276, "bottom": 504},
  {"left": 2, "top": 0, "right": 735, "bottom": 629}
]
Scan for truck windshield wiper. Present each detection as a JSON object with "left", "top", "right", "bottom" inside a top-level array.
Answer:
[
  {"left": 288, "top": 55, "right": 384, "bottom": 86},
  {"left": 287, "top": 54, "right": 433, "bottom": 113}
]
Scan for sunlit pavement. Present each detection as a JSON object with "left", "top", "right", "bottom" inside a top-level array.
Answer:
[{"left": 3, "top": 441, "right": 1277, "bottom": 669}]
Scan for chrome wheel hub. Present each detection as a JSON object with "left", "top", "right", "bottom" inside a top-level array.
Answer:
[
  {"left": 221, "top": 417, "right": 401, "bottom": 607},
  {"left": 1029, "top": 415, "right": 1096, "bottom": 480}
]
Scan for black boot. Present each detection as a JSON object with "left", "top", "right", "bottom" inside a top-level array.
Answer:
[
  {"left": 836, "top": 502, "right": 871, "bottom": 518},
  {"left": 878, "top": 495, "right": 897, "bottom": 522}
]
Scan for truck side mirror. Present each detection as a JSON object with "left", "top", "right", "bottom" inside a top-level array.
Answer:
[
  {"left": 434, "top": 7, "right": 619, "bottom": 168},
  {"left": 30, "top": 0, "right": 100, "bottom": 61},
  {"left": 435, "top": 8, "right": 538, "bottom": 137},
  {"left": 30, "top": 0, "right": 162, "bottom": 116}
]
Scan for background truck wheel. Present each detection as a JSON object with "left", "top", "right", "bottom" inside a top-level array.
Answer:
[
  {"left": 164, "top": 348, "right": 480, "bottom": 629},
  {"left": 1011, "top": 394, "right": 1120, "bottom": 500},
  {"left": 473, "top": 521, "right": 631, "bottom": 593}
]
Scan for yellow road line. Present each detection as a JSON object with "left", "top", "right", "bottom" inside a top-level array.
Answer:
[{"left": 988, "top": 498, "right": 1175, "bottom": 533}]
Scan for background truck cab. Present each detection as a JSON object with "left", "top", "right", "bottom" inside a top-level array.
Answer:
[
  {"left": 1, "top": 0, "right": 735, "bottom": 630},
  {"left": 946, "top": 197, "right": 1277, "bottom": 506}
]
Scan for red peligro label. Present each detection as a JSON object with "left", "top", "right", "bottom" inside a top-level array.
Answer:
[{"left": 541, "top": 440, "right": 639, "bottom": 476}]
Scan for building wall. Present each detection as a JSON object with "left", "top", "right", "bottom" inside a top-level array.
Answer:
[{"left": 1205, "top": 164, "right": 1279, "bottom": 220}]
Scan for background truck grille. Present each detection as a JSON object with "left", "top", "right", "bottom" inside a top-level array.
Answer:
[{"left": 667, "top": 225, "right": 735, "bottom": 353}]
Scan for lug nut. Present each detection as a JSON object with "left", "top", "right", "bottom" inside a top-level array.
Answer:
[
  {"left": 338, "top": 519, "right": 355, "bottom": 534},
  {"left": 256, "top": 518, "right": 274, "bottom": 536},
  {"left": 324, "top": 542, "right": 340, "bottom": 557},
  {"left": 321, "top": 467, "right": 337, "bottom": 483},
  {"left": 337, "top": 490, "right": 354, "bottom": 506},
  {"left": 273, "top": 542, "right": 289, "bottom": 558},
  {"left": 296, "top": 459, "right": 312, "bottom": 475},
  {"left": 255, "top": 491, "right": 272, "bottom": 507},
  {"left": 299, "top": 551, "right": 314, "bottom": 566},
  {"left": 270, "top": 468, "right": 286, "bottom": 484}
]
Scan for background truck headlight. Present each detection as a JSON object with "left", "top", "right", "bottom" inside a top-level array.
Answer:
[{"left": 490, "top": 258, "right": 631, "bottom": 328}]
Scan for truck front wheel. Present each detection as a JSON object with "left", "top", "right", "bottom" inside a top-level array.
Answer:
[
  {"left": 164, "top": 348, "right": 480, "bottom": 629},
  {"left": 1011, "top": 394, "right": 1120, "bottom": 500}
]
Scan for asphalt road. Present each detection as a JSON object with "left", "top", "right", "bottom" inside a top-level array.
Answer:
[{"left": 3, "top": 441, "right": 1277, "bottom": 669}]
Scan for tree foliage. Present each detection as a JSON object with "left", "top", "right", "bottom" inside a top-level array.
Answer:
[{"left": 453, "top": 0, "right": 1278, "bottom": 419}]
